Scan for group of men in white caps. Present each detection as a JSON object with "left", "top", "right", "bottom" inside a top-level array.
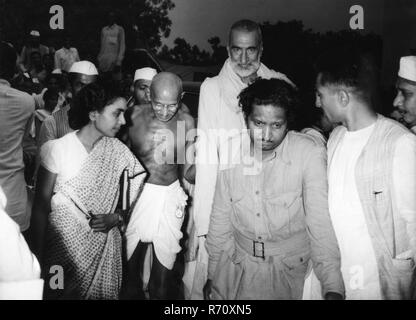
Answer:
[{"left": 1, "top": 18, "right": 416, "bottom": 300}]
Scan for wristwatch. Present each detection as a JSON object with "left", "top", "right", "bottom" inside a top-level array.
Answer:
[{"left": 117, "top": 213, "right": 126, "bottom": 233}]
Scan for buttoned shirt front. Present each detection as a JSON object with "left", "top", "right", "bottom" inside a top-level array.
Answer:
[{"left": 206, "top": 131, "right": 345, "bottom": 296}]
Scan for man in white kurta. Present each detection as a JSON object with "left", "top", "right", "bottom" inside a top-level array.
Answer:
[
  {"left": 316, "top": 48, "right": 416, "bottom": 299},
  {"left": 186, "top": 19, "right": 294, "bottom": 299},
  {"left": 97, "top": 12, "right": 125, "bottom": 73},
  {"left": 54, "top": 35, "right": 80, "bottom": 73}
]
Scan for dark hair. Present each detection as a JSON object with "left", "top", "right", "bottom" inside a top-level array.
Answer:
[
  {"left": 43, "top": 88, "right": 59, "bottom": 112},
  {"left": 228, "top": 19, "right": 262, "bottom": 46},
  {"left": 0, "top": 41, "right": 17, "bottom": 80},
  {"left": 315, "top": 45, "right": 378, "bottom": 105},
  {"left": 68, "top": 80, "right": 124, "bottom": 130},
  {"left": 43, "top": 88, "right": 59, "bottom": 100},
  {"left": 238, "top": 78, "right": 299, "bottom": 129}
]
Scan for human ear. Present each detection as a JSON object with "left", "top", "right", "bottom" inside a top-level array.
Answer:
[
  {"left": 258, "top": 44, "right": 263, "bottom": 59},
  {"left": 338, "top": 90, "right": 349, "bottom": 108},
  {"left": 89, "top": 110, "right": 98, "bottom": 122}
]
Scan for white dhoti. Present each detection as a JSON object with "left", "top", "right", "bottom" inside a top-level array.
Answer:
[{"left": 126, "top": 180, "right": 188, "bottom": 270}]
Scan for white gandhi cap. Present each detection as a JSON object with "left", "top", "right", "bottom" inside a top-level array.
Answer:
[
  {"left": 30, "top": 30, "right": 40, "bottom": 37},
  {"left": 134, "top": 67, "right": 157, "bottom": 82},
  {"left": 398, "top": 56, "right": 416, "bottom": 83},
  {"left": 52, "top": 68, "right": 62, "bottom": 74},
  {"left": 69, "top": 61, "right": 99, "bottom": 76}
]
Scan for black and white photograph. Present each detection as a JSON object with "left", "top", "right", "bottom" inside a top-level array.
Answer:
[{"left": 0, "top": 0, "right": 415, "bottom": 309}]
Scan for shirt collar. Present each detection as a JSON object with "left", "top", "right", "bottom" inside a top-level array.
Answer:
[{"left": 262, "top": 150, "right": 277, "bottom": 162}]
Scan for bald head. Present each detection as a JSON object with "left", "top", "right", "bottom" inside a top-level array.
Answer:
[
  {"left": 150, "top": 72, "right": 183, "bottom": 122},
  {"left": 150, "top": 72, "right": 183, "bottom": 102}
]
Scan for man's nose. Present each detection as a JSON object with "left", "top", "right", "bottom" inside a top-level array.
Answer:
[
  {"left": 145, "top": 88, "right": 151, "bottom": 101},
  {"left": 162, "top": 107, "right": 169, "bottom": 117},
  {"left": 240, "top": 50, "right": 247, "bottom": 64},
  {"left": 393, "top": 92, "right": 402, "bottom": 108},
  {"left": 262, "top": 126, "right": 272, "bottom": 141}
]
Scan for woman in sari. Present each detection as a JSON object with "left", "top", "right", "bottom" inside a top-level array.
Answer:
[{"left": 30, "top": 81, "right": 146, "bottom": 300}]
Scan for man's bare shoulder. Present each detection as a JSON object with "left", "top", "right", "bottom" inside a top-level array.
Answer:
[
  {"left": 130, "top": 104, "right": 152, "bottom": 122},
  {"left": 178, "top": 108, "right": 195, "bottom": 130},
  {"left": 180, "top": 102, "right": 191, "bottom": 114}
]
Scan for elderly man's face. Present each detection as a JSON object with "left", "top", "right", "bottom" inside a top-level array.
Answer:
[
  {"left": 393, "top": 78, "right": 416, "bottom": 128},
  {"left": 228, "top": 29, "right": 262, "bottom": 79},
  {"left": 150, "top": 90, "right": 180, "bottom": 122},
  {"left": 134, "top": 79, "right": 152, "bottom": 104}
]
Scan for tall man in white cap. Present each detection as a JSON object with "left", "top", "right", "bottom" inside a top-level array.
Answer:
[
  {"left": 189, "top": 19, "right": 294, "bottom": 299},
  {"left": 18, "top": 30, "right": 49, "bottom": 73},
  {"left": 393, "top": 56, "right": 416, "bottom": 134},
  {"left": 316, "top": 47, "right": 416, "bottom": 299},
  {"left": 37, "top": 61, "right": 98, "bottom": 147},
  {"left": 128, "top": 67, "right": 157, "bottom": 108}
]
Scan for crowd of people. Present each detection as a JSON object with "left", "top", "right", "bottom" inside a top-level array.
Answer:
[{"left": 0, "top": 17, "right": 416, "bottom": 300}]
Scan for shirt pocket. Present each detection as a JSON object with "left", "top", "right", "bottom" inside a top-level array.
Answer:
[
  {"left": 371, "top": 175, "right": 392, "bottom": 231},
  {"left": 264, "top": 191, "right": 302, "bottom": 234},
  {"left": 392, "top": 250, "right": 415, "bottom": 274},
  {"left": 392, "top": 257, "right": 415, "bottom": 273},
  {"left": 282, "top": 248, "right": 311, "bottom": 278},
  {"left": 228, "top": 189, "right": 246, "bottom": 226}
]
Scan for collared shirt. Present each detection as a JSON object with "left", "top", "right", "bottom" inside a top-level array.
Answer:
[
  {"left": 206, "top": 131, "right": 345, "bottom": 296},
  {"left": 54, "top": 47, "right": 80, "bottom": 72},
  {"left": 0, "top": 79, "right": 35, "bottom": 230},
  {"left": 37, "top": 104, "right": 73, "bottom": 148}
]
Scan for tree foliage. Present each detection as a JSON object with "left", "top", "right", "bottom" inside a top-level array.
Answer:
[
  {"left": 158, "top": 36, "right": 227, "bottom": 66},
  {"left": 0, "top": 0, "right": 174, "bottom": 56}
]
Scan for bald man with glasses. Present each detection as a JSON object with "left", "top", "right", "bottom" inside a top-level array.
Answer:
[{"left": 123, "top": 72, "right": 195, "bottom": 299}]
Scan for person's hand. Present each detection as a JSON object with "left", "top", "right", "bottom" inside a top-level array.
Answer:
[
  {"left": 203, "top": 279, "right": 213, "bottom": 300},
  {"left": 89, "top": 214, "right": 119, "bottom": 233},
  {"left": 324, "top": 292, "right": 344, "bottom": 300}
]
